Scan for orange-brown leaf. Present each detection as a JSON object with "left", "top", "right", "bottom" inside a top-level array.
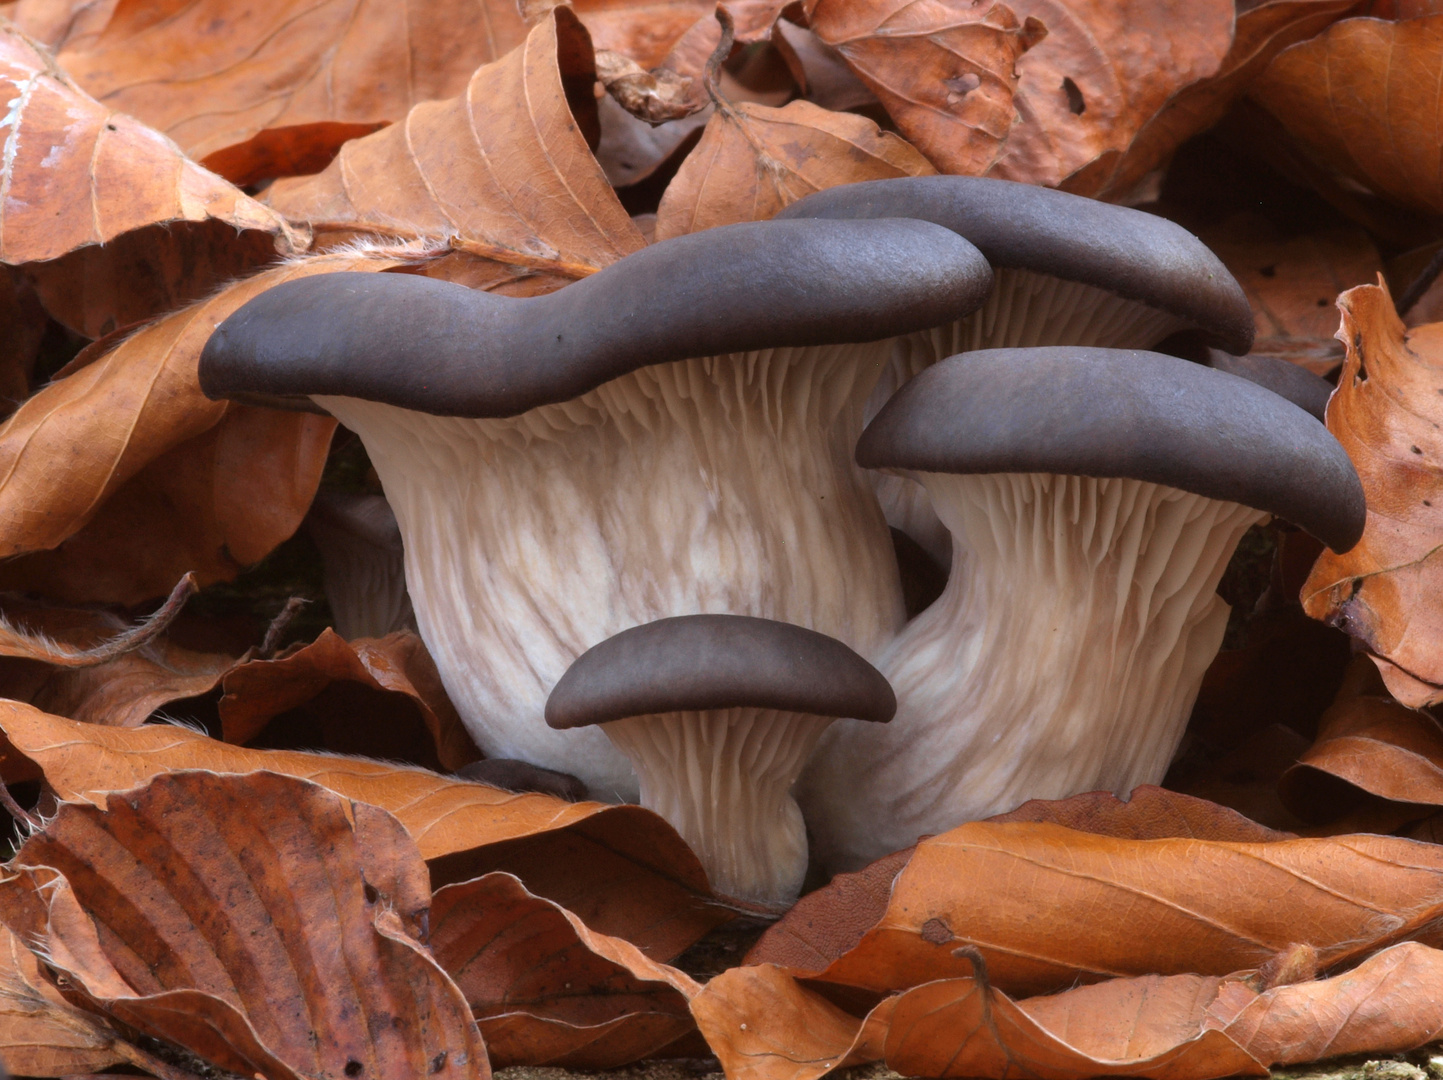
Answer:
[
  {"left": 807, "top": 0, "right": 1039, "bottom": 176},
  {"left": 1302, "top": 282, "right": 1443, "bottom": 705},
  {"left": 0, "top": 702, "right": 726, "bottom": 958},
  {"left": 266, "top": 10, "right": 643, "bottom": 271},
  {"left": 55, "top": 0, "right": 528, "bottom": 185},
  {"left": 0, "top": 26, "right": 294, "bottom": 264},
  {"left": 653, "top": 98, "right": 932, "bottom": 240},
  {"left": 431, "top": 871, "right": 699, "bottom": 1068},
  {"left": 1252, "top": 15, "right": 1443, "bottom": 217},
  {"left": 989, "top": 786, "right": 1291, "bottom": 841},
  {"left": 11, "top": 770, "right": 488, "bottom": 1080},
  {"left": 219, "top": 628, "right": 476, "bottom": 772}
]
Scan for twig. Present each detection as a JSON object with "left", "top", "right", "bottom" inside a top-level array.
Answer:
[
  {"left": 0, "top": 572, "right": 197, "bottom": 668},
  {"left": 0, "top": 776, "right": 38, "bottom": 831},
  {"left": 259, "top": 596, "right": 308, "bottom": 658},
  {"left": 703, "top": 6, "right": 737, "bottom": 113}
]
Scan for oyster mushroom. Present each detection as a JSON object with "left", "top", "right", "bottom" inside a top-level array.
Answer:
[
  {"left": 304, "top": 491, "right": 417, "bottom": 640},
  {"left": 200, "top": 218, "right": 992, "bottom": 799},
  {"left": 798, "top": 347, "right": 1365, "bottom": 870},
  {"left": 546, "top": 614, "right": 895, "bottom": 905},
  {"left": 778, "top": 176, "right": 1255, "bottom": 567}
]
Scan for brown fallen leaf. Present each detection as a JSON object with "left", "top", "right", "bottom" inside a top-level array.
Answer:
[
  {"left": 1252, "top": 15, "right": 1443, "bottom": 217},
  {"left": 805, "top": 0, "right": 1041, "bottom": 177},
  {"left": 55, "top": 0, "right": 528, "bottom": 185},
  {"left": 266, "top": 10, "right": 644, "bottom": 273},
  {"left": 1076, "top": 0, "right": 1357, "bottom": 199},
  {"left": 6, "top": 769, "right": 489, "bottom": 1080},
  {"left": 653, "top": 92, "right": 934, "bottom": 240},
  {"left": 431, "top": 871, "right": 699, "bottom": 1067},
  {"left": 0, "top": 25, "right": 296, "bottom": 266},
  {"left": 1302, "top": 282, "right": 1443, "bottom": 706},
  {"left": 691, "top": 963, "right": 1264, "bottom": 1080},
  {"left": 0, "top": 702, "right": 728, "bottom": 958},
  {"left": 219, "top": 628, "right": 477, "bottom": 773},
  {"left": 0, "top": 923, "right": 128, "bottom": 1077},
  {"left": 764, "top": 821, "right": 1443, "bottom": 996},
  {"left": 1203, "top": 218, "right": 1384, "bottom": 374},
  {"left": 747, "top": 788, "right": 1287, "bottom": 972}
]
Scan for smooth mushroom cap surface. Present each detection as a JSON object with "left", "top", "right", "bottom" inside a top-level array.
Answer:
[
  {"left": 776, "top": 176, "right": 1254, "bottom": 355},
  {"left": 857, "top": 347, "right": 1365, "bottom": 553},
  {"left": 1205, "top": 349, "right": 1334, "bottom": 423},
  {"left": 545, "top": 614, "right": 896, "bottom": 729},
  {"left": 199, "top": 217, "right": 992, "bottom": 417}
]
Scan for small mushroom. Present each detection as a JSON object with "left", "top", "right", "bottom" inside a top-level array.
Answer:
[
  {"left": 798, "top": 347, "right": 1365, "bottom": 871},
  {"left": 304, "top": 491, "right": 417, "bottom": 640},
  {"left": 778, "top": 176, "right": 1255, "bottom": 567},
  {"left": 200, "top": 218, "right": 991, "bottom": 800},
  {"left": 546, "top": 614, "right": 895, "bottom": 905}
]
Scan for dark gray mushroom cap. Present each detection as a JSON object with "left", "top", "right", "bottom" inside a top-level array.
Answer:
[
  {"left": 545, "top": 615, "right": 896, "bottom": 729},
  {"left": 776, "top": 176, "right": 1254, "bottom": 356},
  {"left": 198, "top": 218, "right": 993, "bottom": 419},
  {"left": 856, "top": 347, "right": 1366, "bottom": 553},
  {"left": 1205, "top": 350, "right": 1333, "bottom": 423}
]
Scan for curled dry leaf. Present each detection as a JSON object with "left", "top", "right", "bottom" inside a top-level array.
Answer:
[
  {"left": 1073, "top": 0, "right": 1357, "bottom": 199},
  {"left": 653, "top": 97, "right": 933, "bottom": 240},
  {"left": 266, "top": 10, "right": 644, "bottom": 273},
  {"left": 0, "top": 25, "right": 296, "bottom": 265},
  {"left": 754, "top": 820, "right": 1443, "bottom": 997},
  {"left": 5, "top": 770, "right": 489, "bottom": 1080},
  {"left": 55, "top": 0, "right": 529, "bottom": 185},
  {"left": 691, "top": 963, "right": 1264, "bottom": 1080},
  {"left": 431, "top": 871, "right": 699, "bottom": 1067},
  {"left": 747, "top": 788, "right": 1287, "bottom": 972},
  {"left": 1203, "top": 220, "right": 1383, "bottom": 374},
  {"left": 219, "top": 627, "right": 477, "bottom": 773},
  {"left": 0, "top": 702, "right": 727, "bottom": 958},
  {"left": 805, "top": 0, "right": 1041, "bottom": 177},
  {"left": 1252, "top": 15, "right": 1443, "bottom": 217},
  {"left": 0, "top": 923, "right": 127, "bottom": 1076},
  {"left": 983, "top": 0, "right": 1232, "bottom": 188},
  {"left": 1302, "top": 283, "right": 1443, "bottom": 706}
]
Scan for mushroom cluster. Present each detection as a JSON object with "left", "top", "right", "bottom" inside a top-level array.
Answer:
[{"left": 199, "top": 176, "right": 1365, "bottom": 905}]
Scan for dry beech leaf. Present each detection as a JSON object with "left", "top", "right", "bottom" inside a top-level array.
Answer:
[
  {"left": 7, "top": 770, "right": 489, "bottom": 1080},
  {"left": 762, "top": 821, "right": 1443, "bottom": 997},
  {"left": 0, "top": 702, "right": 727, "bottom": 958},
  {"left": 1078, "top": 0, "right": 1357, "bottom": 199},
  {"left": 55, "top": 0, "right": 529, "bottom": 185},
  {"left": 0, "top": 923, "right": 128, "bottom": 1076},
  {"left": 266, "top": 10, "right": 644, "bottom": 274},
  {"left": 5, "top": 0, "right": 122, "bottom": 51},
  {"left": 1302, "top": 282, "right": 1443, "bottom": 706},
  {"left": 653, "top": 97, "right": 933, "bottom": 240},
  {"left": 431, "top": 871, "right": 700, "bottom": 1068},
  {"left": 1203, "top": 219, "right": 1383, "bottom": 374},
  {"left": 747, "top": 789, "right": 1286, "bottom": 973},
  {"left": 1252, "top": 15, "right": 1443, "bottom": 217},
  {"left": 690, "top": 963, "right": 1264, "bottom": 1080},
  {"left": 572, "top": 0, "right": 712, "bottom": 70},
  {"left": 0, "top": 26, "right": 297, "bottom": 265},
  {"left": 984, "top": 0, "right": 1232, "bottom": 188},
  {"left": 806, "top": 0, "right": 1041, "bottom": 176},
  {"left": 219, "top": 628, "right": 477, "bottom": 773}
]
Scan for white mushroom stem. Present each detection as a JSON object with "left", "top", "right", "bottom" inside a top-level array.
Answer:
[
  {"left": 871, "top": 270, "right": 1190, "bottom": 568},
  {"left": 315, "top": 343, "right": 904, "bottom": 801},
  {"left": 306, "top": 494, "right": 417, "bottom": 640},
  {"left": 602, "top": 709, "right": 831, "bottom": 905},
  {"left": 800, "top": 472, "right": 1266, "bottom": 871}
]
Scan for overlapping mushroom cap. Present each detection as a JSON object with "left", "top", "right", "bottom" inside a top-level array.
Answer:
[
  {"left": 201, "top": 217, "right": 991, "bottom": 801},
  {"left": 799, "top": 347, "right": 1364, "bottom": 871},
  {"left": 548, "top": 614, "right": 894, "bottom": 905}
]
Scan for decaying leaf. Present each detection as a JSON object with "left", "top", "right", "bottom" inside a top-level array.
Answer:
[
  {"left": 0, "top": 25, "right": 296, "bottom": 265},
  {"left": 0, "top": 702, "right": 729, "bottom": 957},
  {"left": 806, "top": 0, "right": 1041, "bottom": 177},
  {"left": 1302, "top": 282, "right": 1443, "bottom": 706},
  {"left": 55, "top": 0, "right": 529, "bottom": 185},
  {"left": 431, "top": 871, "right": 699, "bottom": 1067},
  {"left": 266, "top": 10, "right": 644, "bottom": 273},
  {"left": 6, "top": 769, "right": 489, "bottom": 1080},
  {"left": 219, "top": 628, "right": 476, "bottom": 773},
  {"left": 989, "top": 785, "right": 1291, "bottom": 841},
  {"left": 653, "top": 96, "right": 933, "bottom": 240},
  {"left": 1252, "top": 15, "right": 1443, "bottom": 217}
]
